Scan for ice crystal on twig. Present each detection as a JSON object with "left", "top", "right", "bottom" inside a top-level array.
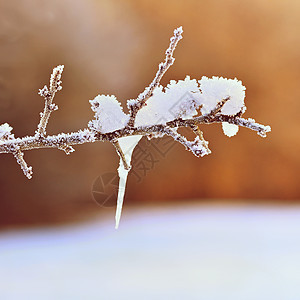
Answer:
[
  {"left": 0, "top": 123, "right": 14, "bottom": 141},
  {"left": 0, "top": 27, "right": 271, "bottom": 228},
  {"left": 13, "top": 150, "right": 33, "bottom": 179}
]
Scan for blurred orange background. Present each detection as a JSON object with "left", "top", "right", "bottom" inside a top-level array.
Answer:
[{"left": 0, "top": 0, "right": 299, "bottom": 228}]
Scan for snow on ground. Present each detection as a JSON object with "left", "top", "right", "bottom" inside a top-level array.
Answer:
[{"left": 0, "top": 204, "right": 300, "bottom": 300}]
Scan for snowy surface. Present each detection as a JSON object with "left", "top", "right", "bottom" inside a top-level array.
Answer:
[{"left": 1, "top": 204, "right": 300, "bottom": 300}]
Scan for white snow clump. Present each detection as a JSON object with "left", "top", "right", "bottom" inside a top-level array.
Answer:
[
  {"left": 198, "top": 76, "right": 245, "bottom": 137},
  {"left": 134, "top": 76, "right": 201, "bottom": 127},
  {"left": 134, "top": 76, "right": 245, "bottom": 139},
  {"left": 0, "top": 123, "right": 13, "bottom": 142},
  {"left": 198, "top": 76, "right": 246, "bottom": 115},
  {"left": 88, "top": 95, "right": 129, "bottom": 133}
]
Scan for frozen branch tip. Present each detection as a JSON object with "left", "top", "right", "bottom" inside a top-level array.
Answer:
[{"left": 0, "top": 27, "right": 271, "bottom": 228}]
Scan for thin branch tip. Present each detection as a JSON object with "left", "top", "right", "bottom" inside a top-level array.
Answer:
[
  {"left": 175, "top": 26, "right": 183, "bottom": 33},
  {"left": 13, "top": 150, "right": 33, "bottom": 179},
  {"left": 36, "top": 65, "right": 64, "bottom": 137},
  {"left": 127, "top": 26, "right": 184, "bottom": 126}
]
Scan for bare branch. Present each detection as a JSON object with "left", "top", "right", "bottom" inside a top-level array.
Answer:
[
  {"left": 0, "top": 111, "right": 269, "bottom": 179},
  {"left": 0, "top": 113, "right": 270, "bottom": 157},
  {"left": 223, "top": 116, "right": 271, "bottom": 137},
  {"left": 163, "top": 127, "right": 211, "bottom": 157},
  {"left": 36, "top": 65, "right": 64, "bottom": 137},
  {"left": 13, "top": 149, "right": 33, "bottom": 179},
  {"left": 0, "top": 129, "right": 95, "bottom": 154},
  {"left": 191, "top": 125, "right": 211, "bottom": 155},
  {"left": 127, "top": 26, "right": 183, "bottom": 126}
]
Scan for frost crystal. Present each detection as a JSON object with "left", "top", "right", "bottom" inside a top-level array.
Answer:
[
  {"left": 89, "top": 95, "right": 129, "bottom": 133},
  {"left": 199, "top": 76, "right": 246, "bottom": 115},
  {"left": 0, "top": 123, "right": 13, "bottom": 141},
  {"left": 134, "top": 76, "right": 201, "bottom": 127},
  {"left": 186, "top": 136, "right": 211, "bottom": 157}
]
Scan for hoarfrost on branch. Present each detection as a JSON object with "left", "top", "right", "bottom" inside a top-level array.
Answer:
[{"left": 0, "top": 27, "right": 271, "bottom": 228}]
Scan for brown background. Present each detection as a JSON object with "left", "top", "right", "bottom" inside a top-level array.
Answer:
[{"left": 0, "top": 0, "right": 299, "bottom": 228}]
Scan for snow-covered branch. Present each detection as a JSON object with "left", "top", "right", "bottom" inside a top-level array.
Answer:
[{"left": 0, "top": 27, "right": 271, "bottom": 228}]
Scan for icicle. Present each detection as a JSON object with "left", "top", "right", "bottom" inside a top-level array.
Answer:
[
  {"left": 116, "top": 162, "right": 129, "bottom": 229},
  {"left": 115, "top": 135, "right": 142, "bottom": 229}
]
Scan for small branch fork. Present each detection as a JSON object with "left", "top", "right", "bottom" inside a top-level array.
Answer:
[{"left": 0, "top": 27, "right": 271, "bottom": 179}]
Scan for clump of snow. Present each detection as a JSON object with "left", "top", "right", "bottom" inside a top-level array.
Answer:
[
  {"left": 88, "top": 95, "right": 129, "bottom": 133},
  {"left": 115, "top": 135, "right": 142, "bottom": 229},
  {"left": 198, "top": 76, "right": 246, "bottom": 115},
  {"left": 134, "top": 76, "right": 246, "bottom": 128},
  {"left": 0, "top": 123, "right": 13, "bottom": 141},
  {"left": 222, "top": 123, "right": 239, "bottom": 137},
  {"left": 134, "top": 76, "right": 201, "bottom": 127}
]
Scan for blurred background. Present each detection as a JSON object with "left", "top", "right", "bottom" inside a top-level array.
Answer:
[{"left": 0, "top": 0, "right": 299, "bottom": 298}]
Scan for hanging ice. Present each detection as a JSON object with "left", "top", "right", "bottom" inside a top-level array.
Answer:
[
  {"left": 115, "top": 135, "right": 143, "bottom": 229},
  {"left": 86, "top": 94, "right": 142, "bottom": 228}
]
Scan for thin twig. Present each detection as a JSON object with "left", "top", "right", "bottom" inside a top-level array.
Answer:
[
  {"left": 162, "top": 127, "right": 210, "bottom": 157},
  {"left": 191, "top": 125, "right": 211, "bottom": 155},
  {"left": 112, "top": 140, "right": 130, "bottom": 170},
  {"left": 127, "top": 26, "right": 183, "bottom": 126},
  {"left": 36, "top": 65, "right": 64, "bottom": 137},
  {"left": 0, "top": 115, "right": 270, "bottom": 154},
  {"left": 210, "top": 96, "right": 230, "bottom": 115},
  {"left": 13, "top": 149, "right": 33, "bottom": 179}
]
